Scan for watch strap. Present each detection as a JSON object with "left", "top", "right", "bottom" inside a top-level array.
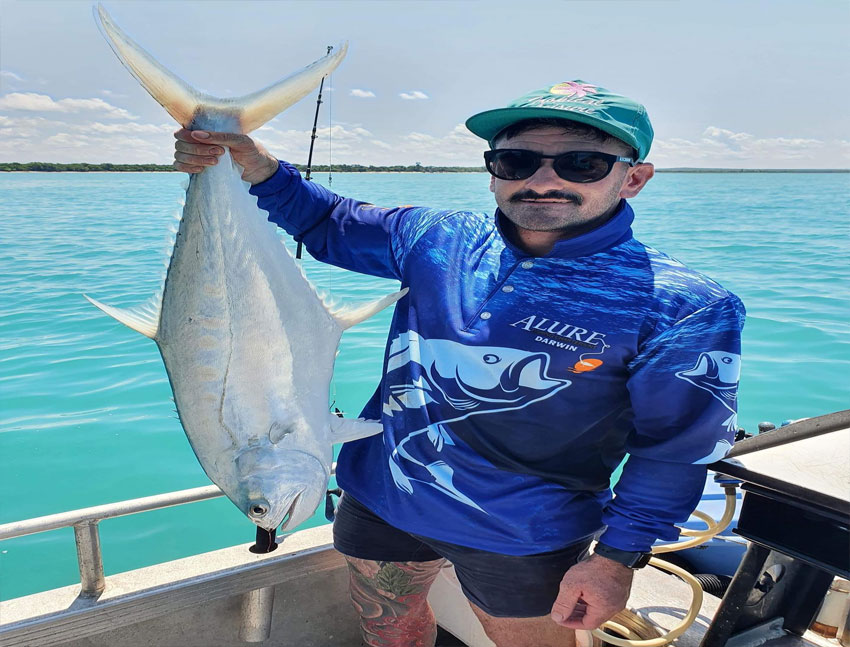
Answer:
[{"left": 593, "top": 542, "right": 652, "bottom": 569}]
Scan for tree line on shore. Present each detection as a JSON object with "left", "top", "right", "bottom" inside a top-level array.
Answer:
[
  {"left": 1, "top": 162, "right": 846, "bottom": 173},
  {"left": 0, "top": 162, "right": 487, "bottom": 173}
]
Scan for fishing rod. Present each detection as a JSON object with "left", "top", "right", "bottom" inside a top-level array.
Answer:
[{"left": 297, "top": 45, "right": 334, "bottom": 260}]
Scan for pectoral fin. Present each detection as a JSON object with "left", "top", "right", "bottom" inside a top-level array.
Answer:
[{"left": 329, "top": 415, "right": 383, "bottom": 443}]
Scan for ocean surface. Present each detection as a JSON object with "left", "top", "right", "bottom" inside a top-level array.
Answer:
[{"left": 1, "top": 171, "right": 848, "bottom": 601}]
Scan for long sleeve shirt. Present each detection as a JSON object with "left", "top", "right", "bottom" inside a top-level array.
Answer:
[{"left": 250, "top": 161, "right": 746, "bottom": 555}]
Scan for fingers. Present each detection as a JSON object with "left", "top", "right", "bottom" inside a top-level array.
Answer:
[
  {"left": 175, "top": 139, "right": 225, "bottom": 157},
  {"left": 557, "top": 601, "right": 610, "bottom": 630},
  {"left": 174, "top": 128, "right": 256, "bottom": 150},
  {"left": 173, "top": 129, "right": 227, "bottom": 173},
  {"left": 550, "top": 589, "right": 581, "bottom": 627},
  {"left": 173, "top": 128, "right": 264, "bottom": 174}
]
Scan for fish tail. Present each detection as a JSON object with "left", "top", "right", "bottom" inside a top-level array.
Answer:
[{"left": 95, "top": 4, "right": 347, "bottom": 133}]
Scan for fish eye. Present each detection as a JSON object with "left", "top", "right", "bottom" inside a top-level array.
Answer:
[
  {"left": 249, "top": 501, "right": 270, "bottom": 517},
  {"left": 483, "top": 354, "right": 500, "bottom": 364},
  {"left": 721, "top": 357, "right": 733, "bottom": 364}
]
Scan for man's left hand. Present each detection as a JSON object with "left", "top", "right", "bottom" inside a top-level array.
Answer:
[{"left": 550, "top": 553, "right": 634, "bottom": 630}]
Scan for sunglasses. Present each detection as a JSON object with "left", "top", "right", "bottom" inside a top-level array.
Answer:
[{"left": 484, "top": 149, "right": 635, "bottom": 183}]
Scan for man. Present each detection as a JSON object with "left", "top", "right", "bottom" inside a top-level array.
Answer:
[{"left": 174, "top": 81, "right": 745, "bottom": 647}]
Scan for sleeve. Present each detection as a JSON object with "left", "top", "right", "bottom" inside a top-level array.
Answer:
[
  {"left": 249, "top": 160, "right": 446, "bottom": 281},
  {"left": 598, "top": 294, "right": 746, "bottom": 552}
]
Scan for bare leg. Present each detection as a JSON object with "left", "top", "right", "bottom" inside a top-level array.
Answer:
[
  {"left": 344, "top": 556, "right": 447, "bottom": 647},
  {"left": 469, "top": 601, "right": 577, "bottom": 647}
]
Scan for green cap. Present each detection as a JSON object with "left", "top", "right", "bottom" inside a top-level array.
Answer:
[{"left": 466, "top": 81, "right": 654, "bottom": 161}]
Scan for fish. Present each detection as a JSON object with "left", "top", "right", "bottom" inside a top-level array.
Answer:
[
  {"left": 676, "top": 350, "right": 742, "bottom": 435},
  {"left": 382, "top": 331, "right": 571, "bottom": 509},
  {"left": 86, "top": 5, "right": 406, "bottom": 532}
]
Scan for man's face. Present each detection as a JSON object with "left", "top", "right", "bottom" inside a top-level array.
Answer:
[{"left": 489, "top": 125, "right": 642, "bottom": 235}]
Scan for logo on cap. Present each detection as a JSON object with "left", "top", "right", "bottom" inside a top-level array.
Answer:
[{"left": 550, "top": 82, "right": 597, "bottom": 98}]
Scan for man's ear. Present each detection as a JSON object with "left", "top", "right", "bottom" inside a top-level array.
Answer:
[
  {"left": 619, "top": 163, "right": 654, "bottom": 198},
  {"left": 489, "top": 174, "right": 496, "bottom": 193}
]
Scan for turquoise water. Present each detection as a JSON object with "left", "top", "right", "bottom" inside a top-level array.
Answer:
[{"left": 1, "top": 171, "right": 848, "bottom": 600}]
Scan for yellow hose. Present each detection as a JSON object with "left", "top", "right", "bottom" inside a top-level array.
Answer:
[
  {"left": 653, "top": 487, "right": 737, "bottom": 553},
  {"left": 588, "top": 485, "right": 738, "bottom": 647}
]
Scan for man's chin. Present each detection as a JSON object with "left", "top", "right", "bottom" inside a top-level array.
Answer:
[{"left": 502, "top": 208, "right": 583, "bottom": 233}]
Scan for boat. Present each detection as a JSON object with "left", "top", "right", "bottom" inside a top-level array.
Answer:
[{"left": 1, "top": 409, "right": 848, "bottom": 647}]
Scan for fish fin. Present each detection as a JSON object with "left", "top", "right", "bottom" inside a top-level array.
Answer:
[
  {"left": 95, "top": 5, "right": 347, "bottom": 133},
  {"left": 84, "top": 294, "right": 159, "bottom": 339},
  {"left": 238, "top": 44, "right": 348, "bottom": 133},
  {"left": 95, "top": 5, "right": 200, "bottom": 127},
  {"left": 389, "top": 458, "right": 414, "bottom": 494},
  {"left": 329, "top": 415, "right": 383, "bottom": 443},
  {"left": 331, "top": 288, "right": 409, "bottom": 330}
]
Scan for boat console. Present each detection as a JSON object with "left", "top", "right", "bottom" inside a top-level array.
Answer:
[{"left": 703, "top": 409, "right": 850, "bottom": 646}]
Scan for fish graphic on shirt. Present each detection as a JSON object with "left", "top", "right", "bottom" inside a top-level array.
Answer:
[
  {"left": 676, "top": 350, "right": 741, "bottom": 462},
  {"left": 383, "top": 331, "right": 571, "bottom": 510}
]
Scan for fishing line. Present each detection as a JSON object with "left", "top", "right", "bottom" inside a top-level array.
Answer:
[
  {"left": 297, "top": 46, "right": 341, "bottom": 417},
  {"left": 328, "top": 66, "right": 333, "bottom": 188},
  {"left": 326, "top": 63, "right": 338, "bottom": 413}
]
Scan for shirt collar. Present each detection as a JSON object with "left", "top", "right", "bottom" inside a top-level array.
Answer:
[{"left": 495, "top": 199, "right": 635, "bottom": 259}]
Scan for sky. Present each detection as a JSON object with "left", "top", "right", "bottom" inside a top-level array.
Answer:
[{"left": 1, "top": 0, "right": 848, "bottom": 168}]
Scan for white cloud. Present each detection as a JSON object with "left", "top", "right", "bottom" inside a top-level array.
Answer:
[
  {"left": 1, "top": 70, "right": 24, "bottom": 82},
  {"left": 399, "top": 90, "right": 429, "bottom": 101},
  {"left": 0, "top": 112, "right": 174, "bottom": 163},
  {"left": 350, "top": 89, "right": 375, "bottom": 98},
  {"left": 650, "top": 126, "right": 843, "bottom": 168},
  {"left": 0, "top": 92, "right": 137, "bottom": 120},
  {"left": 398, "top": 123, "right": 484, "bottom": 165},
  {"left": 81, "top": 122, "right": 173, "bottom": 135},
  {"left": 0, "top": 111, "right": 489, "bottom": 166}
]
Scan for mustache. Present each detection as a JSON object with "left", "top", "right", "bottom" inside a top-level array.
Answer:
[{"left": 509, "top": 190, "right": 583, "bottom": 205}]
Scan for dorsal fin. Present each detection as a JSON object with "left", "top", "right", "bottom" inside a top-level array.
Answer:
[{"left": 330, "top": 288, "right": 409, "bottom": 330}]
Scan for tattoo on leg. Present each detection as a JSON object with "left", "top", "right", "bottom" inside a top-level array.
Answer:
[{"left": 345, "top": 556, "right": 446, "bottom": 647}]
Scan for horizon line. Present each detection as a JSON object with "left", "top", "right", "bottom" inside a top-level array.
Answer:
[{"left": 1, "top": 162, "right": 848, "bottom": 174}]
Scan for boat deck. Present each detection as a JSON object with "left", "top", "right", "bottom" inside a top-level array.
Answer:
[{"left": 1, "top": 524, "right": 838, "bottom": 647}]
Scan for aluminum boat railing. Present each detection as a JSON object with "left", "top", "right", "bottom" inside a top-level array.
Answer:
[
  {"left": 0, "top": 459, "right": 339, "bottom": 600},
  {"left": 0, "top": 485, "right": 225, "bottom": 596}
]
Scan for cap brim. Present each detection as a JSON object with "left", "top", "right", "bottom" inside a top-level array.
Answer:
[{"left": 465, "top": 106, "right": 639, "bottom": 154}]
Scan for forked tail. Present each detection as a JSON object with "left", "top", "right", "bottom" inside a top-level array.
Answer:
[{"left": 94, "top": 4, "right": 347, "bottom": 133}]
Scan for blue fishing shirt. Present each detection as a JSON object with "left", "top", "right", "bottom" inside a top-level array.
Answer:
[{"left": 250, "top": 162, "right": 746, "bottom": 555}]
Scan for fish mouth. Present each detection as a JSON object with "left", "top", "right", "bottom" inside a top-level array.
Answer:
[
  {"left": 501, "top": 353, "right": 562, "bottom": 392},
  {"left": 680, "top": 353, "right": 717, "bottom": 379},
  {"left": 247, "top": 491, "right": 302, "bottom": 531},
  {"left": 278, "top": 493, "right": 303, "bottom": 532},
  {"left": 438, "top": 353, "right": 566, "bottom": 405}
]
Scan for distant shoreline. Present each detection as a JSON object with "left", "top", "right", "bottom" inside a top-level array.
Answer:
[{"left": 0, "top": 162, "right": 848, "bottom": 174}]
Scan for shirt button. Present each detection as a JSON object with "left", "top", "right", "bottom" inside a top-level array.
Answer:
[
  {"left": 521, "top": 261, "right": 534, "bottom": 269},
  {"left": 502, "top": 285, "right": 514, "bottom": 293},
  {"left": 480, "top": 312, "right": 492, "bottom": 320}
]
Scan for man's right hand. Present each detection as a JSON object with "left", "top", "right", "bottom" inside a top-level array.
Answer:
[{"left": 173, "top": 129, "right": 279, "bottom": 185}]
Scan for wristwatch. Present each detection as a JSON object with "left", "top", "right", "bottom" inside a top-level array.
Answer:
[{"left": 593, "top": 543, "right": 652, "bottom": 569}]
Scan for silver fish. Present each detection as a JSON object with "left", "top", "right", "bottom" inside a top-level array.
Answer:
[{"left": 86, "top": 5, "right": 405, "bottom": 531}]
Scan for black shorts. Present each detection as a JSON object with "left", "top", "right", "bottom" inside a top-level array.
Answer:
[{"left": 332, "top": 494, "right": 593, "bottom": 618}]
